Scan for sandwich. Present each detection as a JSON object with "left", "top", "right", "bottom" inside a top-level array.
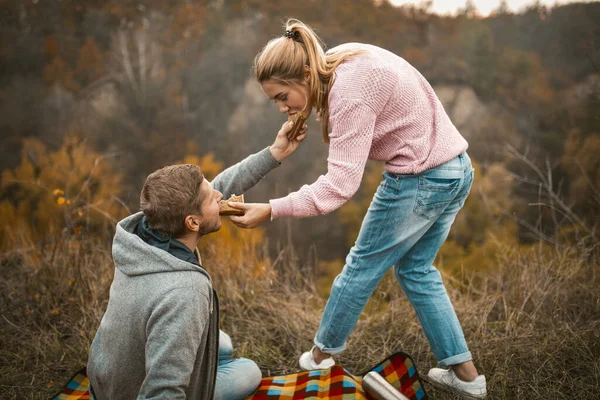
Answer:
[
  {"left": 218, "top": 194, "right": 245, "bottom": 216},
  {"left": 287, "top": 111, "right": 308, "bottom": 140}
]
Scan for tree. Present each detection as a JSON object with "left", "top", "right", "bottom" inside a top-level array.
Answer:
[
  {"left": 0, "top": 136, "right": 124, "bottom": 247},
  {"left": 492, "top": 0, "right": 511, "bottom": 16},
  {"left": 76, "top": 36, "right": 104, "bottom": 85},
  {"left": 459, "top": 0, "right": 479, "bottom": 19},
  {"left": 561, "top": 129, "right": 600, "bottom": 228},
  {"left": 42, "top": 56, "right": 80, "bottom": 92}
]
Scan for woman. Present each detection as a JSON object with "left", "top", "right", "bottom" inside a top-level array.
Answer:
[{"left": 229, "top": 19, "right": 486, "bottom": 398}]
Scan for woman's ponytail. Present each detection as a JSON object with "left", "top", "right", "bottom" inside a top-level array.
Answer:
[{"left": 254, "top": 19, "right": 362, "bottom": 143}]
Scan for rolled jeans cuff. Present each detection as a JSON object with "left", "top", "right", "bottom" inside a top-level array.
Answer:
[
  {"left": 438, "top": 351, "right": 472, "bottom": 367},
  {"left": 313, "top": 337, "right": 347, "bottom": 356}
]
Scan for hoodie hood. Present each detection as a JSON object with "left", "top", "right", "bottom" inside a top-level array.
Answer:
[
  {"left": 113, "top": 212, "right": 209, "bottom": 279},
  {"left": 135, "top": 215, "right": 200, "bottom": 266}
]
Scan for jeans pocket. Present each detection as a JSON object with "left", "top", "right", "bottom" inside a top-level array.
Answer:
[{"left": 413, "top": 176, "right": 461, "bottom": 219}]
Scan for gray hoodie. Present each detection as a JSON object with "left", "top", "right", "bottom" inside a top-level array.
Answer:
[{"left": 88, "top": 148, "right": 279, "bottom": 399}]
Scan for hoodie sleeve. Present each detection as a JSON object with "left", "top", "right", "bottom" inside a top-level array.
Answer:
[
  {"left": 210, "top": 147, "right": 280, "bottom": 198},
  {"left": 138, "top": 287, "right": 210, "bottom": 399}
]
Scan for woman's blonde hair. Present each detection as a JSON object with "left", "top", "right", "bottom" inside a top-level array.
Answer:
[{"left": 253, "top": 19, "right": 363, "bottom": 143}]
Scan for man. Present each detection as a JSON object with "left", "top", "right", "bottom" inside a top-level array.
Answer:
[{"left": 87, "top": 121, "right": 306, "bottom": 399}]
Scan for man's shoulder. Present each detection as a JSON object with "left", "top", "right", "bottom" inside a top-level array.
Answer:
[
  {"left": 113, "top": 265, "right": 213, "bottom": 303},
  {"left": 145, "top": 268, "right": 212, "bottom": 293}
]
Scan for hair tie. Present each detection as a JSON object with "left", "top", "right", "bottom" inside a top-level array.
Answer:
[{"left": 283, "top": 29, "right": 300, "bottom": 40}]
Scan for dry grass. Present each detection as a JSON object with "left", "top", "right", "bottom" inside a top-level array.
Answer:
[{"left": 1, "top": 228, "right": 599, "bottom": 399}]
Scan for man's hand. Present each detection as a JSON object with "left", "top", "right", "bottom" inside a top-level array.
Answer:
[
  {"left": 228, "top": 202, "right": 272, "bottom": 228},
  {"left": 269, "top": 120, "right": 308, "bottom": 162}
]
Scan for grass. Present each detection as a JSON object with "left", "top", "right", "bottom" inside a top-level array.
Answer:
[{"left": 1, "top": 226, "right": 599, "bottom": 399}]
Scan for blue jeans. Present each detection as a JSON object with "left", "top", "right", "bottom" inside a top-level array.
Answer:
[
  {"left": 215, "top": 330, "right": 262, "bottom": 400},
  {"left": 315, "top": 152, "right": 475, "bottom": 367}
]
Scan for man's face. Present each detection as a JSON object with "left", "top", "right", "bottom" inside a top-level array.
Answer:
[{"left": 196, "top": 179, "right": 223, "bottom": 235}]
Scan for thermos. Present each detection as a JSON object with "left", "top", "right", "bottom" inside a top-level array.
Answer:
[{"left": 362, "top": 371, "right": 410, "bottom": 400}]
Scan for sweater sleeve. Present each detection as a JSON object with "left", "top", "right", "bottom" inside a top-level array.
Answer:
[
  {"left": 270, "top": 99, "right": 376, "bottom": 219},
  {"left": 138, "top": 288, "right": 210, "bottom": 399},
  {"left": 269, "top": 65, "right": 396, "bottom": 219}
]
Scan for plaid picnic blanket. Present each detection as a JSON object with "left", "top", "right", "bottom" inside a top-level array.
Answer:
[
  {"left": 52, "top": 367, "right": 91, "bottom": 400},
  {"left": 52, "top": 352, "right": 427, "bottom": 400},
  {"left": 248, "top": 352, "right": 427, "bottom": 400}
]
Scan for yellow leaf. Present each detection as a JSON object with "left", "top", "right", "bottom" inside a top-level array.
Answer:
[
  {"left": 57, "top": 197, "right": 65, "bottom": 205},
  {"left": 49, "top": 308, "right": 60, "bottom": 316}
]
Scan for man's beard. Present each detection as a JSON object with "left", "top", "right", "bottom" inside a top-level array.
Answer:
[{"left": 200, "top": 219, "right": 221, "bottom": 236}]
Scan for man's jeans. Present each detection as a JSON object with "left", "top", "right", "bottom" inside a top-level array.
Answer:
[
  {"left": 315, "top": 152, "right": 475, "bottom": 367},
  {"left": 215, "top": 330, "right": 261, "bottom": 400}
]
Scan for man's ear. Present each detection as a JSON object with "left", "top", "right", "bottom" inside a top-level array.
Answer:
[{"left": 184, "top": 215, "right": 201, "bottom": 233}]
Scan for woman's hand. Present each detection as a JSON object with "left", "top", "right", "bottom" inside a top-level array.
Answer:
[
  {"left": 269, "top": 120, "right": 308, "bottom": 162},
  {"left": 228, "top": 202, "right": 272, "bottom": 229}
]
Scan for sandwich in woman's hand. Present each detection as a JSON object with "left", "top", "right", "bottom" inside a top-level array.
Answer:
[
  {"left": 287, "top": 111, "right": 308, "bottom": 140},
  {"left": 219, "top": 194, "right": 245, "bottom": 216}
]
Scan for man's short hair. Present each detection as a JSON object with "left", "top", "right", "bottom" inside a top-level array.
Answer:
[{"left": 140, "top": 164, "right": 205, "bottom": 237}]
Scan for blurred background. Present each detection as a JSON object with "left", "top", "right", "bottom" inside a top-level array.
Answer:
[{"left": 0, "top": 1, "right": 599, "bottom": 398}]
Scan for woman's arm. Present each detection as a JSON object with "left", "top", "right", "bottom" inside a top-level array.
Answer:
[
  {"left": 229, "top": 65, "right": 397, "bottom": 227},
  {"left": 270, "top": 99, "right": 377, "bottom": 219},
  {"left": 210, "top": 121, "right": 306, "bottom": 198},
  {"left": 229, "top": 100, "right": 377, "bottom": 228}
]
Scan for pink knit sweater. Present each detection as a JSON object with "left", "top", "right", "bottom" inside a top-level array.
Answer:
[{"left": 270, "top": 43, "right": 468, "bottom": 220}]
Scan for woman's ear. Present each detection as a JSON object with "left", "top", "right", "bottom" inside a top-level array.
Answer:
[{"left": 303, "top": 65, "right": 310, "bottom": 81}]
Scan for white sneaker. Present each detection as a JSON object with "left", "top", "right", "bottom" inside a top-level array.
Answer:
[
  {"left": 426, "top": 368, "right": 487, "bottom": 399},
  {"left": 298, "top": 346, "right": 336, "bottom": 371}
]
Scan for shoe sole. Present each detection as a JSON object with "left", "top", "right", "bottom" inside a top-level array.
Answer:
[{"left": 423, "top": 375, "right": 486, "bottom": 399}]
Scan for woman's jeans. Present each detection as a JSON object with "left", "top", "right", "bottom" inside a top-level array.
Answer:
[
  {"left": 315, "top": 152, "right": 475, "bottom": 367},
  {"left": 215, "top": 330, "right": 262, "bottom": 400}
]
